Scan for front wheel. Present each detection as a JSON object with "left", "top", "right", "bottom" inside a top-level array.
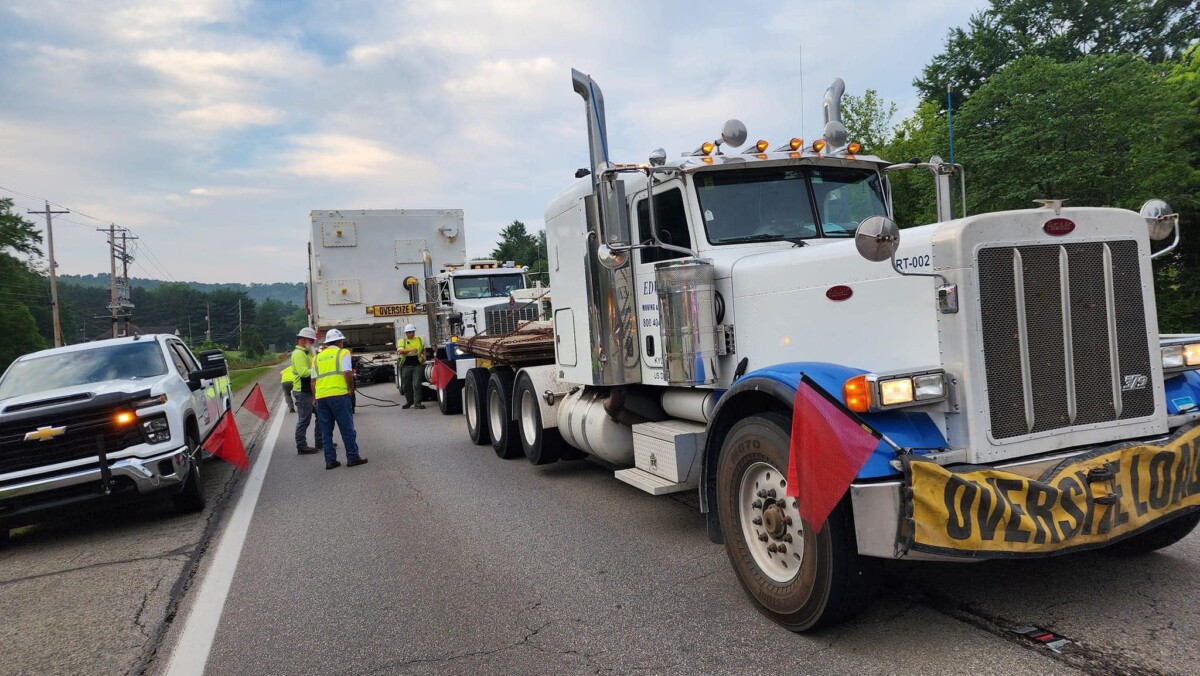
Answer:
[
  {"left": 716, "top": 412, "right": 878, "bottom": 632},
  {"left": 439, "top": 377, "right": 463, "bottom": 415},
  {"left": 1104, "top": 512, "right": 1200, "bottom": 556},
  {"left": 172, "top": 435, "right": 207, "bottom": 514}
]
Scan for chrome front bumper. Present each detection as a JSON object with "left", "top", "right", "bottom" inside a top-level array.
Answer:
[
  {"left": 0, "top": 445, "right": 190, "bottom": 502},
  {"left": 849, "top": 443, "right": 1141, "bottom": 561}
]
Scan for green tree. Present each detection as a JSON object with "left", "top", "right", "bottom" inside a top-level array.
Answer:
[
  {"left": 490, "top": 220, "right": 538, "bottom": 267},
  {"left": 916, "top": 0, "right": 1200, "bottom": 107},
  {"left": 841, "top": 89, "right": 897, "bottom": 154},
  {"left": 0, "top": 304, "right": 45, "bottom": 370},
  {"left": 0, "top": 198, "right": 49, "bottom": 369},
  {"left": 880, "top": 102, "right": 950, "bottom": 227},
  {"left": 240, "top": 324, "right": 266, "bottom": 358}
]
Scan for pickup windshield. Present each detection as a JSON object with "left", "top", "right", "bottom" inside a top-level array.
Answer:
[
  {"left": 695, "top": 166, "right": 887, "bottom": 244},
  {"left": 0, "top": 342, "right": 168, "bottom": 401},
  {"left": 453, "top": 274, "right": 524, "bottom": 300}
]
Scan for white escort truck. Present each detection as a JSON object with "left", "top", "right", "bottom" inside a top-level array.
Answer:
[
  {"left": 0, "top": 335, "right": 232, "bottom": 538},
  {"left": 307, "top": 210, "right": 533, "bottom": 395},
  {"left": 449, "top": 69, "right": 1200, "bottom": 630}
]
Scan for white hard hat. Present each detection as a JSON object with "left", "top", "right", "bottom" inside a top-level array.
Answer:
[
  {"left": 323, "top": 328, "right": 346, "bottom": 343},
  {"left": 297, "top": 327, "right": 317, "bottom": 340},
  {"left": 404, "top": 324, "right": 417, "bottom": 333}
]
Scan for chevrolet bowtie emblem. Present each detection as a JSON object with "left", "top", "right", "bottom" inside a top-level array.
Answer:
[{"left": 24, "top": 425, "right": 66, "bottom": 442}]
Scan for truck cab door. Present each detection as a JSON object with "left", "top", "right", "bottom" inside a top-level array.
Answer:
[{"left": 633, "top": 183, "right": 693, "bottom": 384}]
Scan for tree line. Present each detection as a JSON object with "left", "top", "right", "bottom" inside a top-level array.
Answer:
[{"left": 842, "top": 0, "right": 1198, "bottom": 330}]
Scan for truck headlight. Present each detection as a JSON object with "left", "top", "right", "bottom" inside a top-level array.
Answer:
[
  {"left": 1160, "top": 340, "right": 1200, "bottom": 375},
  {"left": 845, "top": 370, "right": 948, "bottom": 412},
  {"left": 140, "top": 415, "right": 171, "bottom": 444}
]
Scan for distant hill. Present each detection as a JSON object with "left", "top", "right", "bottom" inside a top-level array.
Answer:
[{"left": 60, "top": 274, "right": 305, "bottom": 306}]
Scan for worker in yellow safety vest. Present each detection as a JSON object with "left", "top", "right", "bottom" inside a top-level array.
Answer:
[
  {"left": 292, "top": 327, "right": 322, "bottom": 455},
  {"left": 314, "top": 329, "right": 367, "bottom": 469},
  {"left": 396, "top": 323, "right": 426, "bottom": 410},
  {"left": 280, "top": 364, "right": 296, "bottom": 413}
]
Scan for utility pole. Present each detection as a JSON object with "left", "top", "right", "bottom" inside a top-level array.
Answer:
[
  {"left": 206, "top": 302, "right": 211, "bottom": 343},
  {"left": 28, "top": 201, "right": 69, "bottom": 346},
  {"left": 97, "top": 224, "right": 136, "bottom": 337}
]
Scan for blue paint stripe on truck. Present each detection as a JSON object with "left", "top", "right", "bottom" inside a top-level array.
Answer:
[{"left": 739, "top": 362, "right": 948, "bottom": 479}]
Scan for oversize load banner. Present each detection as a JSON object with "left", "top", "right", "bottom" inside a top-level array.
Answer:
[
  {"left": 366, "top": 303, "right": 425, "bottom": 317},
  {"left": 902, "top": 424, "right": 1200, "bottom": 557}
]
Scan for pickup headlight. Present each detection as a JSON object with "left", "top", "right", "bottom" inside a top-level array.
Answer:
[
  {"left": 1161, "top": 340, "right": 1200, "bottom": 376},
  {"left": 844, "top": 370, "right": 948, "bottom": 412},
  {"left": 140, "top": 414, "right": 171, "bottom": 444}
]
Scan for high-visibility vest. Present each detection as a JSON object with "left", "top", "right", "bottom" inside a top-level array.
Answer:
[
  {"left": 291, "top": 346, "right": 313, "bottom": 392},
  {"left": 314, "top": 347, "right": 350, "bottom": 399},
  {"left": 397, "top": 336, "right": 425, "bottom": 364},
  {"left": 281, "top": 366, "right": 296, "bottom": 384}
]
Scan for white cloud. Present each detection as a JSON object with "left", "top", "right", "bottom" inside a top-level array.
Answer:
[
  {"left": 281, "top": 134, "right": 419, "bottom": 180},
  {"left": 177, "top": 103, "right": 284, "bottom": 129}
]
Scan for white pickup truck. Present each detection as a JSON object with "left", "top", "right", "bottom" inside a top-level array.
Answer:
[{"left": 0, "top": 335, "right": 232, "bottom": 539}]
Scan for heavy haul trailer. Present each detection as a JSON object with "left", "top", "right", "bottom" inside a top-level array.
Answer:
[
  {"left": 451, "top": 69, "right": 1200, "bottom": 631},
  {"left": 308, "top": 208, "right": 467, "bottom": 385}
]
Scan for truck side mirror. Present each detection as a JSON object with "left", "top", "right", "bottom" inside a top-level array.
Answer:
[
  {"left": 189, "top": 349, "right": 229, "bottom": 390},
  {"left": 854, "top": 215, "right": 901, "bottom": 262}
]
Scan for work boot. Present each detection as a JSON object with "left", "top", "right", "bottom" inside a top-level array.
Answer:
[
  {"left": 347, "top": 457, "right": 369, "bottom": 467},
  {"left": 402, "top": 403, "right": 412, "bottom": 410},
  {"left": 298, "top": 446, "right": 320, "bottom": 455},
  {"left": 413, "top": 404, "right": 426, "bottom": 410},
  {"left": 326, "top": 460, "right": 342, "bottom": 470}
]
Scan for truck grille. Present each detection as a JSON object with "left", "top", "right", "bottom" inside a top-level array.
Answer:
[
  {"left": 484, "top": 303, "right": 540, "bottom": 336},
  {"left": 0, "top": 407, "right": 142, "bottom": 475},
  {"left": 977, "top": 241, "right": 1155, "bottom": 440}
]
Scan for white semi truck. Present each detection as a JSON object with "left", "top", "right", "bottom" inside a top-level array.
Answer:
[
  {"left": 307, "top": 209, "right": 537, "bottom": 398},
  {"left": 450, "top": 69, "right": 1200, "bottom": 631}
]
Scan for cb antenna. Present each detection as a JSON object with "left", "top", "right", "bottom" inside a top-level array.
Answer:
[{"left": 799, "top": 44, "right": 805, "bottom": 135}]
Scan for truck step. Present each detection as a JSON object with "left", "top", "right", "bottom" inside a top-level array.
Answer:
[{"left": 614, "top": 467, "right": 695, "bottom": 495}]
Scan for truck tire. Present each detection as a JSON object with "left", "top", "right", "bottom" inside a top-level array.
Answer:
[
  {"left": 514, "top": 371, "right": 562, "bottom": 465},
  {"left": 1104, "top": 512, "right": 1200, "bottom": 556},
  {"left": 464, "top": 368, "right": 490, "bottom": 445},
  {"left": 172, "top": 435, "right": 207, "bottom": 514},
  {"left": 439, "top": 378, "right": 463, "bottom": 415},
  {"left": 487, "top": 367, "right": 522, "bottom": 459},
  {"left": 716, "top": 412, "right": 878, "bottom": 632}
]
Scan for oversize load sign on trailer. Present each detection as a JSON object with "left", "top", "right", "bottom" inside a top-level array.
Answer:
[
  {"left": 366, "top": 304, "right": 425, "bottom": 317},
  {"left": 902, "top": 424, "right": 1200, "bottom": 557}
]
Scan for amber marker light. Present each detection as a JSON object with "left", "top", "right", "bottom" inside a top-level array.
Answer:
[
  {"left": 847, "top": 142, "right": 862, "bottom": 155},
  {"left": 701, "top": 141, "right": 715, "bottom": 156},
  {"left": 115, "top": 411, "right": 135, "bottom": 425},
  {"left": 755, "top": 139, "right": 769, "bottom": 152},
  {"left": 812, "top": 139, "right": 826, "bottom": 153},
  {"left": 843, "top": 375, "right": 871, "bottom": 413},
  {"left": 790, "top": 137, "right": 803, "bottom": 150}
]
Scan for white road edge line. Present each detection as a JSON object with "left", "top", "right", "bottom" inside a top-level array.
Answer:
[{"left": 165, "top": 402, "right": 287, "bottom": 676}]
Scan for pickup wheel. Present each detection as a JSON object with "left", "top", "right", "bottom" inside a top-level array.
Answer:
[
  {"left": 172, "top": 435, "right": 207, "bottom": 514},
  {"left": 487, "top": 367, "right": 522, "bottom": 459},
  {"left": 464, "top": 368, "right": 490, "bottom": 445},
  {"left": 439, "top": 377, "right": 463, "bottom": 415},
  {"left": 1104, "top": 512, "right": 1200, "bottom": 556},
  {"left": 716, "top": 412, "right": 878, "bottom": 632},
  {"left": 514, "top": 371, "right": 561, "bottom": 465}
]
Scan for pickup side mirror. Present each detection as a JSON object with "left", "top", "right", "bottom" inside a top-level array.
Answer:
[{"left": 189, "top": 349, "right": 229, "bottom": 390}]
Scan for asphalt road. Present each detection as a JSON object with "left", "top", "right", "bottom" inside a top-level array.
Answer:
[
  {"left": 170, "top": 383, "right": 1196, "bottom": 675},
  {"left": 4, "top": 379, "right": 1198, "bottom": 675}
]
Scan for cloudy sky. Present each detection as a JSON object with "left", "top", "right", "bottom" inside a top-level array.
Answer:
[{"left": 0, "top": 0, "right": 986, "bottom": 284}]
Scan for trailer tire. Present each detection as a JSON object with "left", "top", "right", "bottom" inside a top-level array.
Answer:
[
  {"left": 438, "top": 377, "right": 463, "bottom": 415},
  {"left": 514, "top": 371, "right": 561, "bottom": 465},
  {"left": 172, "top": 435, "right": 207, "bottom": 514},
  {"left": 716, "top": 412, "right": 878, "bottom": 632},
  {"left": 1104, "top": 512, "right": 1200, "bottom": 556},
  {"left": 487, "top": 368, "right": 522, "bottom": 459},
  {"left": 464, "top": 368, "right": 490, "bottom": 445}
]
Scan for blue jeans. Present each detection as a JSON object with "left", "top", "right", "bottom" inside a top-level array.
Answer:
[{"left": 316, "top": 394, "right": 361, "bottom": 463}]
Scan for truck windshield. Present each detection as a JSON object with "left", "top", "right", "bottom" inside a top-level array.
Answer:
[
  {"left": 695, "top": 166, "right": 887, "bottom": 244},
  {"left": 453, "top": 274, "right": 524, "bottom": 300},
  {"left": 0, "top": 342, "right": 168, "bottom": 401}
]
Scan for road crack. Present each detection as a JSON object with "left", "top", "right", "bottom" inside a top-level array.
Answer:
[{"left": 0, "top": 544, "right": 195, "bottom": 587}]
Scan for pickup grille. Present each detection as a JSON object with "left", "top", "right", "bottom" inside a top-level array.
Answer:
[
  {"left": 978, "top": 240, "right": 1155, "bottom": 440},
  {"left": 484, "top": 302, "right": 540, "bottom": 336},
  {"left": 0, "top": 406, "right": 143, "bottom": 475}
]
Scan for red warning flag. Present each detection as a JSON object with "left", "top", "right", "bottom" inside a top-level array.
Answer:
[
  {"left": 241, "top": 383, "right": 270, "bottom": 421},
  {"left": 786, "top": 374, "right": 881, "bottom": 533},
  {"left": 431, "top": 359, "right": 456, "bottom": 390},
  {"left": 203, "top": 410, "right": 249, "bottom": 471}
]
